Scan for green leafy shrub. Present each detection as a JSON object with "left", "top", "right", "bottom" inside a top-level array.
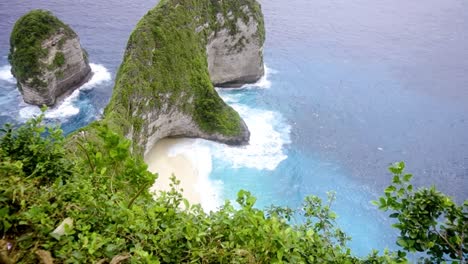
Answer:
[
  {"left": 3, "top": 116, "right": 466, "bottom": 263},
  {"left": 375, "top": 162, "right": 468, "bottom": 263},
  {"left": 53, "top": 52, "right": 65, "bottom": 68},
  {"left": 0, "top": 113, "right": 71, "bottom": 182},
  {"left": 1, "top": 116, "right": 405, "bottom": 263}
]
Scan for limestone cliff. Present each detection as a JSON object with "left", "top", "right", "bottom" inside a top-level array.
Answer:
[
  {"left": 206, "top": 6, "right": 265, "bottom": 87},
  {"left": 9, "top": 10, "right": 92, "bottom": 106},
  {"left": 102, "top": 0, "right": 265, "bottom": 155}
]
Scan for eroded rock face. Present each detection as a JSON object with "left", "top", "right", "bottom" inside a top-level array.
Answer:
[
  {"left": 9, "top": 10, "right": 91, "bottom": 106},
  {"left": 140, "top": 103, "right": 250, "bottom": 156},
  {"left": 20, "top": 32, "right": 91, "bottom": 106},
  {"left": 207, "top": 8, "right": 265, "bottom": 88}
]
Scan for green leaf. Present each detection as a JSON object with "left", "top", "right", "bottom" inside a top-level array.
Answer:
[
  {"left": 154, "top": 207, "right": 166, "bottom": 213},
  {"left": 396, "top": 238, "right": 407, "bottom": 248},
  {"left": 277, "top": 250, "right": 283, "bottom": 261},
  {"left": 385, "top": 185, "right": 396, "bottom": 194},
  {"left": 109, "top": 149, "right": 118, "bottom": 158},
  {"left": 389, "top": 162, "right": 405, "bottom": 174},
  {"left": 379, "top": 197, "right": 387, "bottom": 206},
  {"left": 389, "top": 213, "right": 399, "bottom": 218},
  {"left": 2, "top": 220, "right": 11, "bottom": 232},
  {"left": 183, "top": 198, "right": 190, "bottom": 209},
  {"left": 403, "top": 174, "right": 413, "bottom": 182},
  {"left": 0, "top": 207, "right": 8, "bottom": 217},
  {"left": 397, "top": 188, "right": 405, "bottom": 196},
  {"left": 397, "top": 250, "right": 407, "bottom": 258}
]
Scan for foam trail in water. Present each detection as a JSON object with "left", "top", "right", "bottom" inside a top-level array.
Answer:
[
  {"left": 0, "top": 65, "right": 15, "bottom": 84},
  {"left": 167, "top": 139, "right": 223, "bottom": 212},
  {"left": 19, "top": 63, "right": 111, "bottom": 121}
]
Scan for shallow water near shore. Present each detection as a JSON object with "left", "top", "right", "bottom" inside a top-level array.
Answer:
[{"left": 1, "top": 0, "right": 467, "bottom": 257}]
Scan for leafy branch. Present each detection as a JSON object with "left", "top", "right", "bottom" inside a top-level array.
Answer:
[{"left": 374, "top": 162, "right": 467, "bottom": 263}]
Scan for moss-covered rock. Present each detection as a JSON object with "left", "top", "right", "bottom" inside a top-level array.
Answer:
[
  {"left": 9, "top": 10, "right": 92, "bottom": 106},
  {"left": 101, "top": 0, "right": 265, "bottom": 155}
]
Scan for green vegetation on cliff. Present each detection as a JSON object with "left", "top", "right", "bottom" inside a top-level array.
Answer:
[
  {"left": 104, "top": 0, "right": 264, "bottom": 152},
  {"left": 1, "top": 116, "right": 466, "bottom": 263},
  {"left": 196, "top": 0, "right": 265, "bottom": 42},
  {"left": 8, "top": 10, "right": 74, "bottom": 88}
]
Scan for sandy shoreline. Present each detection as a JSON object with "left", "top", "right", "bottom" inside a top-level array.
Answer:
[{"left": 144, "top": 138, "right": 201, "bottom": 205}]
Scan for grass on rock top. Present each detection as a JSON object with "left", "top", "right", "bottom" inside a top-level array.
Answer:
[{"left": 8, "top": 10, "right": 75, "bottom": 88}]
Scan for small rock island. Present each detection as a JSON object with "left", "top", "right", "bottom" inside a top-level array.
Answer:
[
  {"left": 8, "top": 10, "right": 91, "bottom": 106},
  {"left": 101, "top": 0, "right": 265, "bottom": 154}
]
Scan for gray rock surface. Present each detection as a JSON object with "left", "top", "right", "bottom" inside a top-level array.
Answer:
[
  {"left": 140, "top": 99, "right": 250, "bottom": 156},
  {"left": 20, "top": 32, "right": 91, "bottom": 106},
  {"left": 207, "top": 8, "right": 264, "bottom": 87}
]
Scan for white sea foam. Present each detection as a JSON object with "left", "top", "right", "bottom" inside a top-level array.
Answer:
[
  {"left": 18, "top": 63, "right": 111, "bottom": 121},
  {"left": 241, "top": 65, "right": 277, "bottom": 89},
  {"left": 167, "top": 139, "right": 223, "bottom": 212},
  {"left": 212, "top": 93, "right": 291, "bottom": 170},
  {"left": 81, "top": 63, "right": 112, "bottom": 90},
  {"left": 0, "top": 65, "right": 15, "bottom": 84}
]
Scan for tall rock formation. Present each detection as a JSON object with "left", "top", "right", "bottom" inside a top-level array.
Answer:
[
  {"left": 102, "top": 0, "right": 265, "bottom": 155},
  {"left": 9, "top": 10, "right": 92, "bottom": 106},
  {"left": 206, "top": 5, "right": 265, "bottom": 87}
]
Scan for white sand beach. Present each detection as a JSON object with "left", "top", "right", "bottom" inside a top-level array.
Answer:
[{"left": 144, "top": 138, "right": 202, "bottom": 205}]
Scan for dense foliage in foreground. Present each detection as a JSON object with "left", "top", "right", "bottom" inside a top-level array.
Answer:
[{"left": 0, "top": 116, "right": 466, "bottom": 263}]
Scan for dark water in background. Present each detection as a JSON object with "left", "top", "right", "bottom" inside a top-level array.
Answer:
[{"left": 1, "top": 0, "right": 467, "bottom": 256}]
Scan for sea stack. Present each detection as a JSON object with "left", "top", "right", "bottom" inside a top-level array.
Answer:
[
  {"left": 207, "top": 4, "right": 265, "bottom": 87},
  {"left": 8, "top": 10, "right": 92, "bottom": 106},
  {"left": 102, "top": 0, "right": 265, "bottom": 155}
]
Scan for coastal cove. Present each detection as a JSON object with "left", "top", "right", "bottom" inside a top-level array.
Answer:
[{"left": 1, "top": 0, "right": 467, "bottom": 259}]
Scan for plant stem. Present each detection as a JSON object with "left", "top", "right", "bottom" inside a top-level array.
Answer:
[{"left": 128, "top": 183, "right": 148, "bottom": 209}]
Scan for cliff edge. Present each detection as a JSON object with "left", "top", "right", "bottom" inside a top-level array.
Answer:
[
  {"left": 103, "top": 0, "right": 265, "bottom": 155},
  {"left": 9, "top": 10, "right": 92, "bottom": 106}
]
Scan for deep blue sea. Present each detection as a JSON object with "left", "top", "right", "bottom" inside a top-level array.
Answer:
[{"left": 1, "top": 0, "right": 467, "bottom": 257}]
